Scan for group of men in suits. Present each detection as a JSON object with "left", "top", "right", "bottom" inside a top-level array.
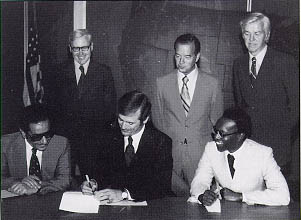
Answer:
[{"left": 2, "top": 12, "right": 297, "bottom": 205}]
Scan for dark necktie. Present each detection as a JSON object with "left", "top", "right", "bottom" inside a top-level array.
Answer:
[
  {"left": 227, "top": 154, "right": 235, "bottom": 178},
  {"left": 251, "top": 57, "right": 257, "bottom": 78},
  {"left": 29, "top": 148, "right": 42, "bottom": 180},
  {"left": 180, "top": 76, "right": 191, "bottom": 116},
  {"left": 78, "top": 65, "right": 85, "bottom": 97},
  {"left": 125, "top": 136, "right": 135, "bottom": 167}
]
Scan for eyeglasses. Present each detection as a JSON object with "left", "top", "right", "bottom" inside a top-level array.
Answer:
[
  {"left": 27, "top": 130, "right": 54, "bottom": 142},
  {"left": 211, "top": 126, "right": 238, "bottom": 139},
  {"left": 71, "top": 45, "right": 91, "bottom": 53}
]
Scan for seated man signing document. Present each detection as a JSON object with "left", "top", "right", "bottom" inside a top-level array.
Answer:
[
  {"left": 188, "top": 107, "right": 290, "bottom": 206},
  {"left": 82, "top": 91, "right": 173, "bottom": 202}
]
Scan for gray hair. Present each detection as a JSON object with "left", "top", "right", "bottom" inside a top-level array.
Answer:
[
  {"left": 69, "top": 29, "right": 92, "bottom": 45},
  {"left": 240, "top": 12, "right": 271, "bottom": 41}
]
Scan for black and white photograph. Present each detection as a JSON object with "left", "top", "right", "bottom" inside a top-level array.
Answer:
[{"left": 1, "top": 1, "right": 300, "bottom": 219}]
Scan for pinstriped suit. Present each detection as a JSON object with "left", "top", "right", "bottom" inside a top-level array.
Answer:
[{"left": 154, "top": 68, "right": 223, "bottom": 196}]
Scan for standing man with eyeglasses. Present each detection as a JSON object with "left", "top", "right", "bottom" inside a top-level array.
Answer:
[
  {"left": 1, "top": 104, "right": 71, "bottom": 195},
  {"left": 188, "top": 107, "right": 290, "bottom": 206},
  {"left": 154, "top": 33, "right": 223, "bottom": 196},
  {"left": 52, "top": 29, "right": 116, "bottom": 180}
]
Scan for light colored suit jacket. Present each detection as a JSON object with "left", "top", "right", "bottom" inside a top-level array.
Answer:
[
  {"left": 154, "top": 68, "right": 223, "bottom": 186},
  {"left": 1, "top": 132, "right": 71, "bottom": 192},
  {"left": 189, "top": 139, "right": 290, "bottom": 206}
]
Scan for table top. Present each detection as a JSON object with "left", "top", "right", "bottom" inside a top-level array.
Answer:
[{"left": 1, "top": 191, "right": 300, "bottom": 220}]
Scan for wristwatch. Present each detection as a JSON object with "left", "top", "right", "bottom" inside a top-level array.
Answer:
[{"left": 121, "top": 190, "right": 128, "bottom": 200}]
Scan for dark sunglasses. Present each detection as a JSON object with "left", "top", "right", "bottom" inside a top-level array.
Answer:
[
  {"left": 27, "top": 130, "right": 54, "bottom": 142},
  {"left": 211, "top": 126, "right": 238, "bottom": 139}
]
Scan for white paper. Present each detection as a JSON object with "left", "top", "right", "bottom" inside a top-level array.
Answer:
[
  {"left": 205, "top": 199, "right": 221, "bottom": 213},
  {"left": 99, "top": 200, "right": 147, "bottom": 206},
  {"left": 1, "top": 190, "right": 19, "bottom": 199},
  {"left": 59, "top": 191, "right": 148, "bottom": 213},
  {"left": 59, "top": 191, "right": 100, "bottom": 213}
]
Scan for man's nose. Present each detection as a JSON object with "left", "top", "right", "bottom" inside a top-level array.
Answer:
[
  {"left": 249, "top": 34, "right": 256, "bottom": 41},
  {"left": 40, "top": 136, "right": 48, "bottom": 144},
  {"left": 120, "top": 122, "right": 127, "bottom": 129},
  {"left": 179, "top": 57, "right": 184, "bottom": 64}
]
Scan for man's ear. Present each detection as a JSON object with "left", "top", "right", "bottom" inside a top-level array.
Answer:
[
  {"left": 90, "top": 42, "right": 94, "bottom": 52},
  {"left": 69, "top": 44, "right": 72, "bottom": 53},
  {"left": 195, "top": 52, "right": 201, "bottom": 63},
  {"left": 19, "top": 129, "right": 26, "bottom": 139},
  {"left": 142, "top": 116, "right": 149, "bottom": 125}
]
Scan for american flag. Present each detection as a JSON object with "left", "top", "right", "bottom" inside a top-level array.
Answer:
[{"left": 24, "top": 1, "right": 44, "bottom": 106}]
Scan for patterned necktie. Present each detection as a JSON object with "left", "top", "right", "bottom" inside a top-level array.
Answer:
[
  {"left": 125, "top": 136, "right": 135, "bottom": 167},
  {"left": 180, "top": 76, "right": 191, "bottom": 116},
  {"left": 251, "top": 57, "right": 257, "bottom": 79},
  {"left": 78, "top": 65, "right": 85, "bottom": 97},
  {"left": 227, "top": 154, "right": 235, "bottom": 178},
  {"left": 29, "top": 148, "right": 42, "bottom": 179}
]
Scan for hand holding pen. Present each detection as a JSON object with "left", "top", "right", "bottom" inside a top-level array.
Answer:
[{"left": 81, "top": 175, "right": 98, "bottom": 195}]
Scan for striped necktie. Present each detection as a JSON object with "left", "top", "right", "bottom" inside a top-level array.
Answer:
[
  {"left": 250, "top": 57, "right": 257, "bottom": 79},
  {"left": 180, "top": 76, "right": 191, "bottom": 116}
]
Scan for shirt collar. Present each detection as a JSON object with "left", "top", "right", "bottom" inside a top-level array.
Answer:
[
  {"left": 177, "top": 65, "right": 198, "bottom": 81},
  {"left": 249, "top": 45, "right": 267, "bottom": 61},
  {"left": 124, "top": 125, "right": 145, "bottom": 153},
  {"left": 225, "top": 140, "right": 246, "bottom": 159},
  {"left": 74, "top": 59, "right": 90, "bottom": 74}
]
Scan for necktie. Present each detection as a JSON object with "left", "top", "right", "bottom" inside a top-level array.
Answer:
[
  {"left": 227, "top": 154, "right": 235, "bottom": 178},
  {"left": 125, "top": 136, "right": 135, "bottom": 167},
  {"left": 78, "top": 65, "right": 85, "bottom": 97},
  {"left": 251, "top": 57, "right": 257, "bottom": 79},
  {"left": 180, "top": 76, "right": 191, "bottom": 116},
  {"left": 29, "top": 148, "right": 42, "bottom": 180}
]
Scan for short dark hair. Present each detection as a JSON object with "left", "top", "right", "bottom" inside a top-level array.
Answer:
[
  {"left": 222, "top": 107, "right": 252, "bottom": 138},
  {"left": 174, "top": 33, "right": 201, "bottom": 55},
  {"left": 118, "top": 90, "right": 151, "bottom": 121},
  {"left": 19, "top": 104, "right": 51, "bottom": 132}
]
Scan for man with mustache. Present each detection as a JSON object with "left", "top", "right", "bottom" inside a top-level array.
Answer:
[
  {"left": 188, "top": 107, "right": 290, "bottom": 206},
  {"left": 2, "top": 104, "right": 71, "bottom": 195}
]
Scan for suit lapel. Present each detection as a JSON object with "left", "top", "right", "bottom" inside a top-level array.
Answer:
[
  {"left": 187, "top": 69, "right": 201, "bottom": 119},
  {"left": 14, "top": 135, "right": 28, "bottom": 177},
  {"left": 135, "top": 126, "right": 152, "bottom": 156}
]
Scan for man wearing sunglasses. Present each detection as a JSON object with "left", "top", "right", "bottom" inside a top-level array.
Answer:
[
  {"left": 1, "top": 104, "right": 71, "bottom": 195},
  {"left": 188, "top": 107, "right": 290, "bottom": 206},
  {"left": 48, "top": 29, "right": 116, "bottom": 180}
]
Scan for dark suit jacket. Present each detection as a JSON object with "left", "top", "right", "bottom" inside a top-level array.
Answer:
[
  {"left": 52, "top": 59, "right": 116, "bottom": 137},
  {"left": 95, "top": 124, "right": 173, "bottom": 201},
  {"left": 1, "top": 132, "right": 71, "bottom": 192},
  {"left": 233, "top": 48, "right": 299, "bottom": 166}
]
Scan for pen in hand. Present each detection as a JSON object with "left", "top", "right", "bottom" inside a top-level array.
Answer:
[{"left": 85, "top": 175, "right": 95, "bottom": 195}]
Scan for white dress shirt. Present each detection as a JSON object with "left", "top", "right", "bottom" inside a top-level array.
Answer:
[
  {"left": 123, "top": 125, "right": 145, "bottom": 153},
  {"left": 74, "top": 60, "right": 90, "bottom": 84},
  {"left": 249, "top": 45, "right": 267, "bottom": 76},
  {"left": 25, "top": 139, "right": 42, "bottom": 176},
  {"left": 177, "top": 65, "right": 198, "bottom": 100}
]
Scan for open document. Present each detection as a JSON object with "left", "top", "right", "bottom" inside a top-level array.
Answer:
[{"left": 59, "top": 191, "right": 147, "bottom": 213}]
